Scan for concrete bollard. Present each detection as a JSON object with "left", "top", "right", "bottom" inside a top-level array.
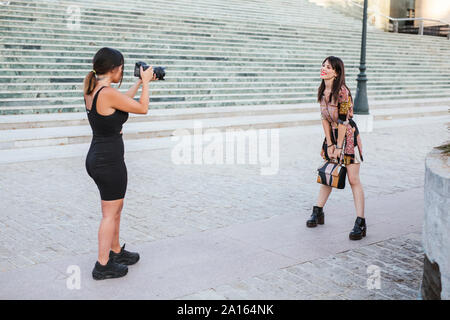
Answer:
[{"left": 421, "top": 147, "right": 450, "bottom": 300}]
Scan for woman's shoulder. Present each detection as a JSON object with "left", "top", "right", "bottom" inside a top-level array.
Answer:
[{"left": 339, "top": 85, "right": 349, "bottom": 95}]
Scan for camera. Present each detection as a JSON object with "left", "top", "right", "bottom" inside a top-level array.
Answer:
[{"left": 134, "top": 61, "right": 165, "bottom": 80}]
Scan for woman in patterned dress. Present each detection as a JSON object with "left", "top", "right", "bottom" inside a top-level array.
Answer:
[{"left": 306, "top": 56, "right": 367, "bottom": 240}]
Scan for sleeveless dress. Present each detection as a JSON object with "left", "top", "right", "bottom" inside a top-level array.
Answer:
[
  {"left": 84, "top": 86, "right": 129, "bottom": 201},
  {"left": 320, "top": 85, "right": 363, "bottom": 165}
]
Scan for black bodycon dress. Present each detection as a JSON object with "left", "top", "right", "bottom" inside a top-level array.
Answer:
[{"left": 84, "top": 86, "right": 129, "bottom": 201}]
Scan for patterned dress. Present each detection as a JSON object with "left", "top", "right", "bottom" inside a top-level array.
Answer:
[{"left": 320, "top": 85, "right": 363, "bottom": 165}]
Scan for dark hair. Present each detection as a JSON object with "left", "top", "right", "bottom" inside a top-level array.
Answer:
[
  {"left": 83, "top": 47, "right": 124, "bottom": 95},
  {"left": 317, "top": 56, "right": 352, "bottom": 104}
]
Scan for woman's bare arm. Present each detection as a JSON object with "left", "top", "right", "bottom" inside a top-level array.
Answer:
[
  {"left": 124, "top": 79, "right": 142, "bottom": 98},
  {"left": 321, "top": 119, "right": 333, "bottom": 146},
  {"left": 102, "top": 82, "right": 150, "bottom": 115},
  {"left": 336, "top": 124, "right": 346, "bottom": 149}
]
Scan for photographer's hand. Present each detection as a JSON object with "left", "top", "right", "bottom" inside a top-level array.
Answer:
[{"left": 141, "top": 65, "right": 154, "bottom": 83}]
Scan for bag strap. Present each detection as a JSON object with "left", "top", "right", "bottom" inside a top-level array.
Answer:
[
  {"left": 330, "top": 141, "right": 345, "bottom": 166},
  {"left": 338, "top": 140, "right": 345, "bottom": 166}
]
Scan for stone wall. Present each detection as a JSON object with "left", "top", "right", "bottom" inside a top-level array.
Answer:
[
  {"left": 421, "top": 148, "right": 450, "bottom": 300},
  {"left": 415, "top": 0, "right": 450, "bottom": 27}
]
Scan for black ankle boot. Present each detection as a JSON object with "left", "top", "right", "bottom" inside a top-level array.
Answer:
[
  {"left": 349, "top": 217, "right": 366, "bottom": 240},
  {"left": 306, "top": 206, "right": 324, "bottom": 228},
  {"left": 109, "top": 244, "right": 140, "bottom": 266},
  {"left": 92, "top": 258, "right": 128, "bottom": 280}
]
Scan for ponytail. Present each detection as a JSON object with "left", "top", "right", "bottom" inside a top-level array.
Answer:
[{"left": 84, "top": 70, "right": 97, "bottom": 95}]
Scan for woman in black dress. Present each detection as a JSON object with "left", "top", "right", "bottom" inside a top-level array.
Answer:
[{"left": 83, "top": 47, "right": 157, "bottom": 280}]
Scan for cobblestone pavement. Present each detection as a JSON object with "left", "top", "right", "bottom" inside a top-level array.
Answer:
[
  {"left": 0, "top": 117, "right": 447, "bottom": 297},
  {"left": 178, "top": 232, "right": 424, "bottom": 300}
]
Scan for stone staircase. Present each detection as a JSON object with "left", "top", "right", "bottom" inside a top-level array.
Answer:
[{"left": 0, "top": 0, "right": 449, "bottom": 160}]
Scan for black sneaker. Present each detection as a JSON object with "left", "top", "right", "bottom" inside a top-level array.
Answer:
[
  {"left": 92, "top": 259, "right": 128, "bottom": 280},
  {"left": 109, "top": 244, "right": 140, "bottom": 266}
]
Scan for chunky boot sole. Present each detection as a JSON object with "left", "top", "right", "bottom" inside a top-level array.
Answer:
[
  {"left": 349, "top": 229, "right": 366, "bottom": 241},
  {"left": 92, "top": 268, "right": 128, "bottom": 280},
  {"left": 306, "top": 220, "right": 317, "bottom": 228},
  {"left": 306, "top": 215, "right": 324, "bottom": 228},
  {"left": 318, "top": 216, "right": 325, "bottom": 225}
]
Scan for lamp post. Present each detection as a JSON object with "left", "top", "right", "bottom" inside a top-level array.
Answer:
[{"left": 354, "top": 0, "right": 373, "bottom": 132}]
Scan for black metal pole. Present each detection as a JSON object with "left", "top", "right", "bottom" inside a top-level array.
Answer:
[{"left": 354, "top": 0, "right": 369, "bottom": 114}]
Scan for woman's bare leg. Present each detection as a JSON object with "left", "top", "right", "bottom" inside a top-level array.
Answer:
[
  {"left": 111, "top": 199, "right": 124, "bottom": 254},
  {"left": 98, "top": 199, "right": 123, "bottom": 265},
  {"left": 317, "top": 184, "right": 332, "bottom": 207},
  {"left": 346, "top": 163, "right": 365, "bottom": 218}
]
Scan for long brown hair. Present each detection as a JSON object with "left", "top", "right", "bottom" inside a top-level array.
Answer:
[
  {"left": 317, "top": 56, "right": 352, "bottom": 103},
  {"left": 83, "top": 47, "right": 124, "bottom": 95}
]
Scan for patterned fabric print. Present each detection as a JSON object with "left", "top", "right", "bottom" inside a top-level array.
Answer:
[
  {"left": 320, "top": 103, "right": 338, "bottom": 125},
  {"left": 319, "top": 85, "right": 364, "bottom": 165},
  {"left": 344, "top": 125, "right": 354, "bottom": 155},
  {"left": 338, "top": 97, "right": 353, "bottom": 121}
]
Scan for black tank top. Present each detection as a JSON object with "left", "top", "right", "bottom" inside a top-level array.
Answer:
[{"left": 84, "top": 86, "right": 129, "bottom": 138}]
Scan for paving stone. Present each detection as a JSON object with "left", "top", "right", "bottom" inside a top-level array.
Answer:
[{"left": 199, "top": 232, "right": 424, "bottom": 300}]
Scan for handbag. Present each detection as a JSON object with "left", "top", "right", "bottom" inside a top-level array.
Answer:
[{"left": 317, "top": 151, "right": 347, "bottom": 189}]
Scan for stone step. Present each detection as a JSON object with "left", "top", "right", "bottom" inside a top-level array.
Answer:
[
  {"left": 1, "top": 46, "right": 447, "bottom": 63},
  {"left": 2, "top": 20, "right": 444, "bottom": 51},
  {"left": 1, "top": 88, "right": 449, "bottom": 112},
  {"left": 2, "top": 4, "right": 440, "bottom": 49},
  {"left": 1, "top": 47, "right": 447, "bottom": 64},
  {"left": 2, "top": 78, "right": 449, "bottom": 90},
  {"left": 1, "top": 98, "right": 448, "bottom": 130},
  {"left": 4, "top": 0, "right": 446, "bottom": 47},
  {"left": 3, "top": 83, "right": 450, "bottom": 99},
  {"left": 4, "top": 0, "right": 355, "bottom": 21},
  {"left": 0, "top": 105, "right": 447, "bottom": 150},
  {"left": 0, "top": 22, "right": 369, "bottom": 41},
  {"left": 0, "top": 104, "right": 317, "bottom": 130},
  {"left": 0, "top": 23, "right": 447, "bottom": 51},
  {"left": 2, "top": 91, "right": 450, "bottom": 115},
  {"left": 3, "top": 0, "right": 353, "bottom": 18},
  {"left": 3, "top": 51, "right": 445, "bottom": 62},
  {"left": 0, "top": 79, "right": 447, "bottom": 90},
  {"left": 1, "top": 70, "right": 446, "bottom": 80},
  {"left": 0, "top": 25, "right": 381, "bottom": 46},
  {"left": 0, "top": 7, "right": 441, "bottom": 40},
  {"left": 1, "top": 62, "right": 448, "bottom": 73},
  {"left": 0, "top": 73, "right": 447, "bottom": 81},
  {"left": 0, "top": 8, "right": 368, "bottom": 34},
  {"left": 5, "top": 27, "right": 449, "bottom": 46},
  {"left": 1, "top": 59, "right": 448, "bottom": 70},
  {"left": 2, "top": 25, "right": 448, "bottom": 51},
  {"left": 1, "top": 86, "right": 449, "bottom": 105},
  {"left": 0, "top": 12, "right": 372, "bottom": 34},
  {"left": 3, "top": 54, "right": 446, "bottom": 66}
]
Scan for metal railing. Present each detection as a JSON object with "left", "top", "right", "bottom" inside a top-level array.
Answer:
[{"left": 345, "top": 0, "right": 450, "bottom": 39}]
